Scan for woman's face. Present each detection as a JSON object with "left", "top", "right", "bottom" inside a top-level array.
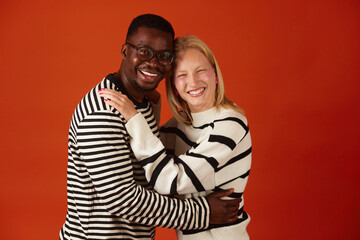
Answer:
[{"left": 173, "top": 48, "right": 217, "bottom": 113}]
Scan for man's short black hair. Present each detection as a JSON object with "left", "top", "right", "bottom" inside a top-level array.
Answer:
[{"left": 126, "top": 14, "right": 175, "bottom": 40}]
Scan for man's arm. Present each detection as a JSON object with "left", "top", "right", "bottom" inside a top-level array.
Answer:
[{"left": 76, "top": 110, "right": 238, "bottom": 228}]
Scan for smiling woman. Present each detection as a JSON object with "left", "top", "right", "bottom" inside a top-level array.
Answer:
[
  {"left": 167, "top": 35, "right": 244, "bottom": 125},
  {"left": 173, "top": 48, "right": 217, "bottom": 113}
]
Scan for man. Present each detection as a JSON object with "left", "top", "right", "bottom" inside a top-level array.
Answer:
[{"left": 60, "top": 14, "right": 240, "bottom": 240}]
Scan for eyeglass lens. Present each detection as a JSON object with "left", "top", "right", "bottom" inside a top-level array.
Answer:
[
  {"left": 127, "top": 42, "right": 173, "bottom": 66},
  {"left": 138, "top": 47, "right": 173, "bottom": 65}
]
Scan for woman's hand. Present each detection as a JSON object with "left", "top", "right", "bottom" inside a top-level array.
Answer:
[{"left": 98, "top": 88, "right": 138, "bottom": 121}]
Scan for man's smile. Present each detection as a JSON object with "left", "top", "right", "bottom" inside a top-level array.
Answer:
[
  {"left": 139, "top": 69, "right": 160, "bottom": 77},
  {"left": 137, "top": 67, "right": 163, "bottom": 83}
]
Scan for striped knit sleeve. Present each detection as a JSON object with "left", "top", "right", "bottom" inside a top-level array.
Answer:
[
  {"left": 148, "top": 94, "right": 161, "bottom": 126},
  {"left": 125, "top": 112, "right": 251, "bottom": 195},
  {"left": 76, "top": 110, "right": 210, "bottom": 230}
]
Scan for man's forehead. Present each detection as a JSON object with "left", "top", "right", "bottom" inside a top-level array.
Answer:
[{"left": 128, "top": 27, "right": 173, "bottom": 50}]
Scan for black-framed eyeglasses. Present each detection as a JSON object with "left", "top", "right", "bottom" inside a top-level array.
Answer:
[{"left": 126, "top": 42, "right": 175, "bottom": 66}]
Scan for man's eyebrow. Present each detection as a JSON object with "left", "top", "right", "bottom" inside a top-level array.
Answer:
[{"left": 136, "top": 43, "right": 172, "bottom": 52}]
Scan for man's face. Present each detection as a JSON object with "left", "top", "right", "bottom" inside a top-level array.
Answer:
[{"left": 122, "top": 26, "right": 173, "bottom": 93}]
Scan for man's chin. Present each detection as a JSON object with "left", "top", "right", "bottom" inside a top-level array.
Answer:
[{"left": 135, "top": 82, "right": 159, "bottom": 93}]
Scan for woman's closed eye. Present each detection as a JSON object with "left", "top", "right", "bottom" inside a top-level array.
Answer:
[{"left": 176, "top": 73, "right": 187, "bottom": 78}]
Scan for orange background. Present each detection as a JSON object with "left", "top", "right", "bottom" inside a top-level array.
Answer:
[{"left": 0, "top": 0, "right": 359, "bottom": 239}]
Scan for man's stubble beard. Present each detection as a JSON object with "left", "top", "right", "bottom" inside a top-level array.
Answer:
[{"left": 134, "top": 79, "right": 161, "bottom": 93}]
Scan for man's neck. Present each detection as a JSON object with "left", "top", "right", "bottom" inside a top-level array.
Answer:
[{"left": 112, "top": 72, "right": 146, "bottom": 103}]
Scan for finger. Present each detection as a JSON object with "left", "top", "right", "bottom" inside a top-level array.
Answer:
[
  {"left": 224, "top": 197, "right": 242, "bottom": 207},
  {"left": 100, "top": 92, "right": 127, "bottom": 103},
  {"left": 99, "top": 90, "right": 123, "bottom": 99},
  {"left": 99, "top": 89, "right": 127, "bottom": 100},
  {"left": 102, "top": 89, "right": 128, "bottom": 100},
  {"left": 210, "top": 188, "right": 234, "bottom": 198},
  {"left": 228, "top": 214, "right": 238, "bottom": 223},
  {"left": 227, "top": 207, "right": 239, "bottom": 222},
  {"left": 103, "top": 99, "right": 119, "bottom": 108},
  {"left": 228, "top": 205, "right": 239, "bottom": 214},
  {"left": 223, "top": 201, "right": 239, "bottom": 209},
  {"left": 100, "top": 88, "right": 120, "bottom": 95}
]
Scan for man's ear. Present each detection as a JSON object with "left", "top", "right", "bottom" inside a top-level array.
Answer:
[{"left": 121, "top": 44, "right": 127, "bottom": 58}]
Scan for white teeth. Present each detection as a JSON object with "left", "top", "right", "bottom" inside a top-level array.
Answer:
[
  {"left": 188, "top": 88, "right": 205, "bottom": 95},
  {"left": 141, "top": 70, "right": 158, "bottom": 77}
]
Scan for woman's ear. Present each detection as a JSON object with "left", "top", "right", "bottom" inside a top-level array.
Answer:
[{"left": 121, "top": 44, "right": 127, "bottom": 58}]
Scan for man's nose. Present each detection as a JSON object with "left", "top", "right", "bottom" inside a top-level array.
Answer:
[{"left": 145, "top": 54, "right": 160, "bottom": 68}]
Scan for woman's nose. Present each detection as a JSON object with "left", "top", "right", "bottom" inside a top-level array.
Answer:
[{"left": 187, "top": 74, "right": 198, "bottom": 86}]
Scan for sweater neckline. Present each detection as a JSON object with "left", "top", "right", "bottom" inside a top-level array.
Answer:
[
  {"left": 106, "top": 73, "right": 149, "bottom": 108},
  {"left": 191, "top": 107, "right": 217, "bottom": 128}
]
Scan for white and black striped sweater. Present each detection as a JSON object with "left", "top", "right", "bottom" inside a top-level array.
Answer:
[
  {"left": 125, "top": 106, "right": 252, "bottom": 239},
  {"left": 59, "top": 74, "right": 210, "bottom": 240}
]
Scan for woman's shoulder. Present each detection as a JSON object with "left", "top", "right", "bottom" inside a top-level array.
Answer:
[
  {"left": 213, "top": 107, "right": 250, "bottom": 143},
  {"left": 216, "top": 106, "right": 249, "bottom": 126}
]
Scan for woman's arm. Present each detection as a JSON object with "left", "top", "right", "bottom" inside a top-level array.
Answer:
[
  {"left": 126, "top": 113, "right": 251, "bottom": 195},
  {"left": 146, "top": 90, "right": 161, "bottom": 126},
  {"left": 98, "top": 89, "right": 251, "bottom": 195}
]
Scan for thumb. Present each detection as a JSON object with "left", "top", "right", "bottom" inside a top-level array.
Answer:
[{"left": 210, "top": 188, "right": 234, "bottom": 199}]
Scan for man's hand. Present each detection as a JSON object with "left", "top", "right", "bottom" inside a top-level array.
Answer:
[{"left": 206, "top": 189, "right": 241, "bottom": 224}]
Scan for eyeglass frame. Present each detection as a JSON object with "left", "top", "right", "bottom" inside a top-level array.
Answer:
[{"left": 125, "top": 42, "right": 176, "bottom": 66}]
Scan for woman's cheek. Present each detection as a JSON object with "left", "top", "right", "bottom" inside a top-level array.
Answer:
[
  {"left": 203, "top": 69, "right": 216, "bottom": 79},
  {"left": 174, "top": 78, "right": 185, "bottom": 91}
]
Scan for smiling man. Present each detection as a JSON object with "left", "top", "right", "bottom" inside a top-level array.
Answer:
[
  {"left": 113, "top": 24, "right": 173, "bottom": 101},
  {"left": 59, "top": 14, "right": 241, "bottom": 240}
]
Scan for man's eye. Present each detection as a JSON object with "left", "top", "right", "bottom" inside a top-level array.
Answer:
[
  {"left": 160, "top": 51, "right": 172, "bottom": 59},
  {"left": 139, "top": 48, "right": 151, "bottom": 55}
]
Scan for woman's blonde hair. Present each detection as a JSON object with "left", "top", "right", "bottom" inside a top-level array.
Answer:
[{"left": 166, "top": 35, "right": 244, "bottom": 124}]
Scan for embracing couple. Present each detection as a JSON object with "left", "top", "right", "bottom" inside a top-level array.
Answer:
[{"left": 60, "top": 14, "right": 251, "bottom": 240}]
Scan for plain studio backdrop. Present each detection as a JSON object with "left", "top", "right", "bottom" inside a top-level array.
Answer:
[{"left": 0, "top": 0, "right": 359, "bottom": 239}]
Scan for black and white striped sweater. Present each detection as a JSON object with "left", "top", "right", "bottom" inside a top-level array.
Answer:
[
  {"left": 125, "top": 106, "right": 252, "bottom": 239},
  {"left": 59, "top": 74, "right": 210, "bottom": 240}
]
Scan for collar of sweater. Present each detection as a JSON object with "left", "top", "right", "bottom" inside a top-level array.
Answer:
[{"left": 190, "top": 106, "right": 218, "bottom": 128}]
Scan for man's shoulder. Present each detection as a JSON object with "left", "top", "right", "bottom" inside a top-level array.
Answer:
[{"left": 71, "top": 75, "right": 120, "bottom": 122}]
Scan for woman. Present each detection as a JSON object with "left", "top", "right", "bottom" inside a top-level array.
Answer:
[{"left": 99, "top": 35, "right": 252, "bottom": 239}]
